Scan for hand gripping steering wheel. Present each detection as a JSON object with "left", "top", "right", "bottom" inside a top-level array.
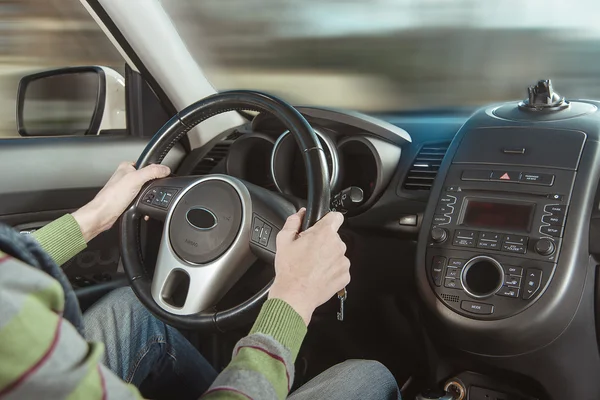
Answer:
[{"left": 120, "top": 91, "right": 330, "bottom": 331}]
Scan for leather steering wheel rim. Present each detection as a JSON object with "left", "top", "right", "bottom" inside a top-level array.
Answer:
[{"left": 120, "top": 90, "right": 330, "bottom": 331}]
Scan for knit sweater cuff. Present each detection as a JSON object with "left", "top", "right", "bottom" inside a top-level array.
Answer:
[
  {"left": 32, "top": 214, "right": 88, "bottom": 267},
  {"left": 249, "top": 298, "right": 308, "bottom": 361}
]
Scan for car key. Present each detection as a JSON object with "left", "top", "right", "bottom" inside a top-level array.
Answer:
[{"left": 337, "top": 288, "right": 347, "bottom": 321}]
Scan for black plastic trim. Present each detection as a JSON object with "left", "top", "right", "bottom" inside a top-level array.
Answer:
[{"left": 125, "top": 65, "right": 173, "bottom": 139}]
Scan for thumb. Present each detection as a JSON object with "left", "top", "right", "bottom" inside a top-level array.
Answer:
[{"left": 276, "top": 208, "right": 306, "bottom": 245}]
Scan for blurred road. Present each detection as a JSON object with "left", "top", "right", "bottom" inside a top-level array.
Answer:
[{"left": 3, "top": 0, "right": 600, "bottom": 137}]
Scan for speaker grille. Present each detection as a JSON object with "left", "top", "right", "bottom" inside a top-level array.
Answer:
[{"left": 441, "top": 293, "right": 460, "bottom": 303}]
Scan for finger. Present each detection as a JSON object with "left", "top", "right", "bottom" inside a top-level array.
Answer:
[
  {"left": 107, "top": 161, "right": 134, "bottom": 181},
  {"left": 313, "top": 211, "right": 344, "bottom": 233},
  {"left": 276, "top": 208, "right": 306, "bottom": 245},
  {"left": 134, "top": 164, "right": 171, "bottom": 185},
  {"left": 338, "top": 238, "right": 347, "bottom": 255},
  {"left": 323, "top": 234, "right": 346, "bottom": 257},
  {"left": 117, "top": 161, "right": 136, "bottom": 174}
]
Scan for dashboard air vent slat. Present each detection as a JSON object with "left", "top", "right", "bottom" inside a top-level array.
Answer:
[
  {"left": 192, "top": 142, "right": 232, "bottom": 175},
  {"left": 403, "top": 142, "right": 451, "bottom": 191}
]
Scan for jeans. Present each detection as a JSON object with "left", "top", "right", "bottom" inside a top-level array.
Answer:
[
  {"left": 83, "top": 287, "right": 218, "bottom": 399},
  {"left": 289, "top": 360, "right": 401, "bottom": 400},
  {"left": 83, "top": 287, "right": 400, "bottom": 400}
]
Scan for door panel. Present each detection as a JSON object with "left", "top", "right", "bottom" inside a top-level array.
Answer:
[
  {"left": 0, "top": 135, "right": 185, "bottom": 302},
  {"left": 0, "top": 136, "right": 183, "bottom": 214}
]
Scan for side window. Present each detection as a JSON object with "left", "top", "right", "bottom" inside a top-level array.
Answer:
[{"left": 0, "top": 0, "right": 126, "bottom": 138}]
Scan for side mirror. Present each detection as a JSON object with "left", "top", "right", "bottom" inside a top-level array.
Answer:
[{"left": 16, "top": 66, "right": 125, "bottom": 137}]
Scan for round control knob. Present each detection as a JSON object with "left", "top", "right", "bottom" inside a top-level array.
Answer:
[
  {"left": 535, "top": 238, "right": 555, "bottom": 256},
  {"left": 431, "top": 227, "right": 448, "bottom": 243}
]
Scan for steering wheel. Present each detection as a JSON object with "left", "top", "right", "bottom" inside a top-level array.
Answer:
[{"left": 120, "top": 91, "right": 331, "bottom": 331}]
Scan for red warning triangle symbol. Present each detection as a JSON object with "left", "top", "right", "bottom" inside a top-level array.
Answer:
[{"left": 500, "top": 173, "right": 511, "bottom": 180}]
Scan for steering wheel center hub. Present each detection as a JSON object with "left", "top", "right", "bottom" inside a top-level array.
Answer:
[{"left": 169, "top": 179, "right": 243, "bottom": 264}]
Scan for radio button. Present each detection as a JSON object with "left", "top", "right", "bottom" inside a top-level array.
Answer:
[
  {"left": 453, "top": 230, "right": 476, "bottom": 247},
  {"left": 504, "top": 235, "right": 527, "bottom": 245},
  {"left": 504, "top": 265, "right": 523, "bottom": 276},
  {"left": 480, "top": 232, "right": 501, "bottom": 241},
  {"left": 497, "top": 287, "right": 520, "bottom": 298},
  {"left": 491, "top": 170, "right": 521, "bottom": 182},
  {"left": 477, "top": 240, "right": 501, "bottom": 250},
  {"left": 519, "top": 172, "right": 555, "bottom": 186},
  {"left": 461, "top": 170, "right": 492, "bottom": 181},
  {"left": 431, "top": 256, "right": 446, "bottom": 287},
  {"left": 448, "top": 259, "right": 466, "bottom": 268},
  {"left": 502, "top": 243, "right": 526, "bottom": 254},
  {"left": 433, "top": 215, "right": 451, "bottom": 225},
  {"left": 477, "top": 231, "right": 502, "bottom": 250},
  {"left": 439, "top": 195, "right": 457, "bottom": 205},
  {"left": 454, "top": 238, "right": 475, "bottom": 247},
  {"left": 455, "top": 230, "right": 476, "bottom": 239},
  {"left": 523, "top": 269, "right": 543, "bottom": 300},
  {"left": 542, "top": 214, "right": 565, "bottom": 226},
  {"left": 436, "top": 205, "right": 453, "bottom": 214},
  {"left": 460, "top": 301, "right": 494, "bottom": 315},
  {"left": 504, "top": 275, "right": 522, "bottom": 288},
  {"left": 445, "top": 278, "right": 463, "bottom": 290},
  {"left": 446, "top": 267, "right": 460, "bottom": 278},
  {"left": 541, "top": 225, "right": 563, "bottom": 237},
  {"left": 545, "top": 204, "right": 567, "bottom": 214}
]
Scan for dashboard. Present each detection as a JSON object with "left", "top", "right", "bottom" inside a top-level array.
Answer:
[
  {"left": 197, "top": 107, "right": 409, "bottom": 216},
  {"left": 176, "top": 81, "right": 600, "bottom": 400}
]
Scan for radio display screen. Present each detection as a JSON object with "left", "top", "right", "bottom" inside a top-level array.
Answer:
[{"left": 462, "top": 200, "right": 534, "bottom": 232}]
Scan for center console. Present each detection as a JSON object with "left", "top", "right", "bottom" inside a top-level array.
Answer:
[
  {"left": 426, "top": 133, "right": 579, "bottom": 319},
  {"left": 414, "top": 81, "right": 600, "bottom": 399}
]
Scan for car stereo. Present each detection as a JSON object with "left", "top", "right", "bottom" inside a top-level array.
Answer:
[{"left": 426, "top": 165, "right": 575, "bottom": 320}]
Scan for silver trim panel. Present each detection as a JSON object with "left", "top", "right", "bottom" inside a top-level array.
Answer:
[
  {"left": 151, "top": 175, "right": 256, "bottom": 315},
  {"left": 185, "top": 207, "right": 218, "bottom": 230},
  {"left": 271, "top": 128, "right": 339, "bottom": 194},
  {"left": 460, "top": 255, "right": 505, "bottom": 299}
]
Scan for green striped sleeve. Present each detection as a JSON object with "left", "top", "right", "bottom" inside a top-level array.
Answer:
[
  {"left": 32, "top": 214, "right": 87, "bottom": 266},
  {"left": 0, "top": 254, "right": 141, "bottom": 399},
  {"left": 202, "top": 390, "right": 251, "bottom": 399},
  {"left": 0, "top": 284, "right": 63, "bottom": 391},
  {"left": 202, "top": 299, "right": 307, "bottom": 399},
  {"left": 249, "top": 298, "right": 307, "bottom": 361}
]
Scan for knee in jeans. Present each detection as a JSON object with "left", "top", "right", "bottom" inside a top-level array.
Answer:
[
  {"left": 340, "top": 359, "right": 396, "bottom": 386},
  {"left": 83, "top": 286, "right": 149, "bottom": 334}
]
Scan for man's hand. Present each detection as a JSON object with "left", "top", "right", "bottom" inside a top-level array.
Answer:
[
  {"left": 269, "top": 208, "right": 350, "bottom": 325},
  {"left": 72, "top": 162, "right": 171, "bottom": 242}
]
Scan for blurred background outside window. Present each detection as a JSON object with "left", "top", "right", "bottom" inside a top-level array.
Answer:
[
  {"left": 3, "top": 0, "right": 600, "bottom": 137},
  {"left": 0, "top": 0, "right": 123, "bottom": 138},
  {"left": 162, "top": 0, "right": 600, "bottom": 112}
]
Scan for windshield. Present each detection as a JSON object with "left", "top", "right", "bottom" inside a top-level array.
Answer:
[{"left": 162, "top": 0, "right": 600, "bottom": 112}]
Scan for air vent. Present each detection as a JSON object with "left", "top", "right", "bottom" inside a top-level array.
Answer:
[
  {"left": 441, "top": 293, "right": 460, "bottom": 303},
  {"left": 226, "top": 130, "right": 245, "bottom": 140},
  {"left": 192, "top": 142, "right": 232, "bottom": 175},
  {"left": 403, "top": 142, "right": 451, "bottom": 191}
]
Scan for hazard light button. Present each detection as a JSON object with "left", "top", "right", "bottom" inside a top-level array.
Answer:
[{"left": 491, "top": 170, "right": 522, "bottom": 182}]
